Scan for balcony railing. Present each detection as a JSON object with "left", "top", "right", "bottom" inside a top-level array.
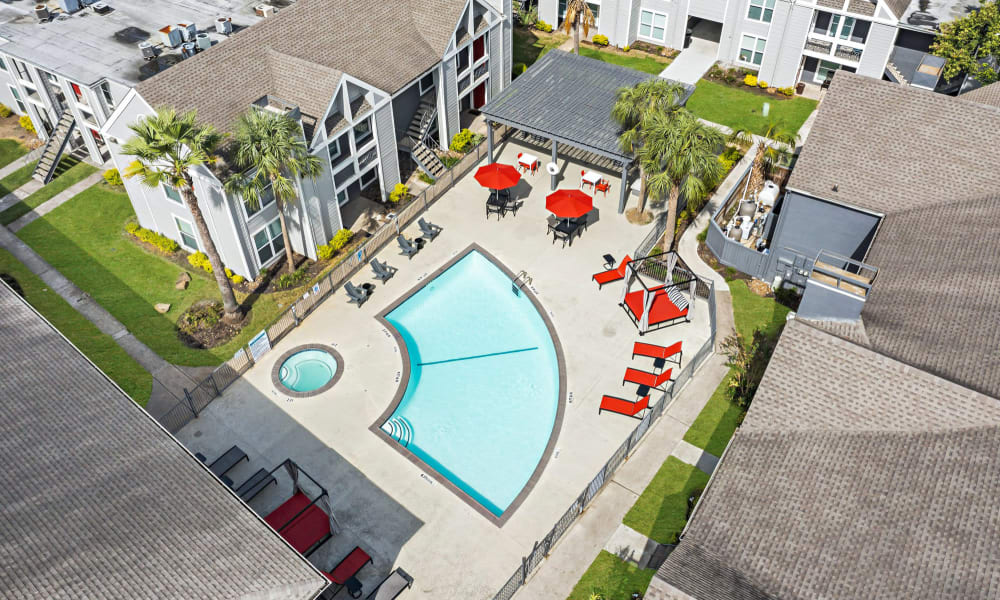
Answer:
[
  {"left": 810, "top": 250, "right": 878, "bottom": 298},
  {"left": 804, "top": 38, "right": 863, "bottom": 62}
]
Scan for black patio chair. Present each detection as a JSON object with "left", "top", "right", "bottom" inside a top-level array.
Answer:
[
  {"left": 370, "top": 258, "right": 397, "bottom": 283},
  {"left": 345, "top": 281, "right": 372, "bottom": 307},
  {"left": 397, "top": 235, "right": 420, "bottom": 258},
  {"left": 418, "top": 218, "right": 442, "bottom": 240},
  {"left": 197, "top": 445, "right": 248, "bottom": 478},
  {"left": 234, "top": 468, "right": 276, "bottom": 502}
]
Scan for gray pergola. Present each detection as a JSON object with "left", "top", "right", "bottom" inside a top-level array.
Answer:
[{"left": 481, "top": 50, "right": 693, "bottom": 213}]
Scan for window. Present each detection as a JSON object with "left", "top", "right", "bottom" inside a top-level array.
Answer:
[
  {"left": 243, "top": 183, "right": 276, "bottom": 218},
  {"left": 328, "top": 134, "right": 346, "bottom": 166},
  {"left": 0, "top": 57, "right": 6, "bottom": 71},
  {"left": 418, "top": 73, "right": 435, "bottom": 96},
  {"left": 814, "top": 60, "right": 840, "bottom": 84},
  {"left": 359, "top": 167, "right": 378, "bottom": 190},
  {"left": 8, "top": 86, "right": 25, "bottom": 114},
  {"left": 253, "top": 218, "right": 285, "bottom": 265},
  {"left": 838, "top": 16, "right": 856, "bottom": 40},
  {"left": 739, "top": 34, "right": 767, "bottom": 66},
  {"left": 455, "top": 46, "right": 471, "bottom": 74},
  {"left": 100, "top": 81, "right": 114, "bottom": 109},
  {"left": 747, "top": 0, "right": 775, "bottom": 22},
  {"left": 336, "top": 188, "right": 348, "bottom": 206},
  {"left": 353, "top": 118, "right": 372, "bottom": 147},
  {"left": 638, "top": 10, "right": 667, "bottom": 42},
  {"left": 13, "top": 60, "right": 30, "bottom": 81},
  {"left": 163, "top": 184, "right": 183, "bottom": 204},
  {"left": 174, "top": 217, "right": 198, "bottom": 250}
]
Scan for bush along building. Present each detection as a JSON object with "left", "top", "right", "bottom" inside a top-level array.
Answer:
[
  {"left": 102, "top": 0, "right": 513, "bottom": 278},
  {"left": 537, "top": 0, "right": 963, "bottom": 90}
]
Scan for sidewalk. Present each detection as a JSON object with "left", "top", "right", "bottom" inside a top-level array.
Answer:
[
  {"left": 9, "top": 171, "right": 104, "bottom": 232},
  {"left": 0, "top": 145, "right": 43, "bottom": 179},
  {"left": 0, "top": 222, "right": 198, "bottom": 416}
]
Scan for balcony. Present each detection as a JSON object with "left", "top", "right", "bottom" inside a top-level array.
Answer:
[
  {"left": 804, "top": 38, "right": 863, "bottom": 63},
  {"left": 796, "top": 250, "right": 878, "bottom": 321}
]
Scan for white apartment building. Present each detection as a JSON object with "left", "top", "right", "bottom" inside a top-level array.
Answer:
[{"left": 538, "top": 0, "right": 960, "bottom": 89}]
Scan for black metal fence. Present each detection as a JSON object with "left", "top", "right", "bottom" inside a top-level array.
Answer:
[
  {"left": 158, "top": 130, "right": 505, "bottom": 433},
  {"left": 489, "top": 271, "right": 717, "bottom": 600}
]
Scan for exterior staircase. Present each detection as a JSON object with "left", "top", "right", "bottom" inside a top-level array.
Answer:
[
  {"left": 885, "top": 60, "right": 908, "bottom": 85},
  {"left": 404, "top": 100, "right": 446, "bottom": 179},
  {"left": 31, "top": 111, "right": 76, "bottom": 184}
]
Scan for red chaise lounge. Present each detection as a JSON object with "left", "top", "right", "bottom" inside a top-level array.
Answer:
[
  {"left": 264, "top": 491, "right": 332, "bottom": 556},
  {"left": 632, "top": 341, "right": 682, "bottom": 368},
  {"left": 623, "top": 366, "right": 673, "bottom": 390},
  {"left": 622, "top": 285, "right": 689, "bottom": 333},
  {"left": 599, "top": 394, "right": 650, "bottom": 418},
  {"left": 593, "top": 255, "right": 632, "bottom": 289},
  {"left": 321, "top": 546, "right": 372, "bottom": 587}
]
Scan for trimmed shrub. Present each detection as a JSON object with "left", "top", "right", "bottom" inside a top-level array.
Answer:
[
  {"left": 743, "top": 74, "right": 757, "bottom": 87},
  {"left": 188, "top": 251, "right": 213, "bottom": 272},
  {"left": 513, "top": 62, "right": 528, "bottom": 78},
  {"left": 758, "top": 80, "right": 769, "bottom": 89},
  {"left": 0, "top": 104, "right": 11, "bottom": 118},
  {"left": 19, "top": 115, "right": 34, "bottom": 133},
  {"left": 449, "top": 128, "right": 475, "bottom": 153},
  {"left": 126, "top": 222, "right": 181, "bottom": 253},
  {"left": 329, "top": 228, "right": 353, "bottom": 251},
  {"left": 317, "top": 244, "right": 335, "bottom": 261},
  {"left": 178, "top": 302, "right": 222, "bottom": 336},
  {"left": 623, "top": 45, "right": 631, "bottom": 52},
  {"left": 779, "top": 86, "right": 795, "bottom": 97},
  {"left": 225, "top": 268, "right": 245, "bottom": 285},
  {"left": 103, "top": 168, "right": 123, "bottom": 187},
  {"left": 592, "top": 34, "right": 609, "bottom": 46},
  {"left": 389, "top": 183, "right": 410, "bottom": 203},
  {"left": 535, "top": 20, "right": 552, "bottom": 32}
]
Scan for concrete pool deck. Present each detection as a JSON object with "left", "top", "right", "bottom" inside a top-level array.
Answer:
[{"left": 176, "top": 139, "right": 715, "bottom": 598}]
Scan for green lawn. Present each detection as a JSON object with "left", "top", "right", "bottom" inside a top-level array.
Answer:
[
  {"left": 17, "top": 183, "right": 286, "bottom": 366},
  {"left": 0, "top": 161, "right": 36, "bottom": 196},
  {"left": 0, "top": 160, "right": 98, "bottom": 225},
  {"left": 0, "top": 248, "right": 152, "bottom": 404},
  {"left": 683, "top": 279, "right": 791, "bottom": 455},
  {"left": 622, "top": 456, "right": 711, "bottom": 544},
  {"left": 687, "top": 79, "right": 817, "bottom": 136},
  {"left": 0, "top": 138, "right": 27, "bottom": 169},
  {"left": 513, "top": 26, "right": 568, "bottom": 68},
  {"left": 578, "top": 47, "right": 669, "bottom": 75},
  {"left": 567, "top": 551, "right": 656, "bottom": 600}
]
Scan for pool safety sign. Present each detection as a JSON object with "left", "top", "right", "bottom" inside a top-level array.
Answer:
[{"left": 248, "top": 330, "right": 272, "bottom": 362}]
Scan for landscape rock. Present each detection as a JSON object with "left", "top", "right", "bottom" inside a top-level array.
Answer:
[
  {"left": 175, "top": 271, "right": 191, "bottom": 290},
  {"left": 154, "top": 303, "right": 171, "bottom": 314}
]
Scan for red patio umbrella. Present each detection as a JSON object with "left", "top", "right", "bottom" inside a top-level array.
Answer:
[
  {"left": 475, "top": 163, "right": 521, "bottom": 190},
  {"left": 546, "top": 189, "right": 593, "bottom": 219}
]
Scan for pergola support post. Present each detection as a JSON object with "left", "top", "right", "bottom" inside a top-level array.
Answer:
[
  {"left": 487, "top": 121, "right": 495, "bottom": 163},
  {"left": 618, "top": 161, "right": 629, "bottom": 214},
  {"left": 550, "top": 140, "right": 558, "bottom": 191}
]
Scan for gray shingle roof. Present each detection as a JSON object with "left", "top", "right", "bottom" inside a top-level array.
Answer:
[
  {"left": 883, "top": 0, "right": 912, "bottom": 19},
  {"left": 0, "top": 283, "right": 327, "bottom": 599},
  {"left": 480, "top": 50, "right": 693, "bottom": 161},
  {"left": 654, "top": 319, "right": 1000, "bottom": 600},
  {"left": 961, "top": 81, "right": 1000, "bottom": 108},
  {"left": 786, "top": 72, "right": 1000, "bottom": 215},
  {"left": 137, "top": 0, "right": 466, "bottom": 132}
]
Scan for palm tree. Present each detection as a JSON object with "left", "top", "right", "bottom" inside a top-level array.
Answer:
[
  {"left": 122, "top": 108, "right": 243, "bottom": 322},
  {"left": 223, "top": 108, "right": 322, "bottom": 273},
  {"left": 728, "top": 122, "right": 798, "bottom": 198},
  {"left": 612, "top": 79, "right": 686, "bottom": 214},
  {"left": 642, "top": 110, "right": 726, "bottom": 250},
  {"left": 562, "top": 0, "right": 595, "bottom": 55}
]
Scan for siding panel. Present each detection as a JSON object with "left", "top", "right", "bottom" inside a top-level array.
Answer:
[{"left": 374, "top": 103, "right": 401, "bottom": 196}]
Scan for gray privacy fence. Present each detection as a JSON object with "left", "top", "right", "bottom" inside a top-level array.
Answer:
[
  {"left": 158, "top": 130, "right": 506, "bottom": 433},
  {"left": 490, "top": 270, "right": 717, "bottom": 600}
]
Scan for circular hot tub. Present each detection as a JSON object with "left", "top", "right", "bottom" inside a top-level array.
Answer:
[{"left": 271, "top": 344, "right": 343, "bottom": 397}]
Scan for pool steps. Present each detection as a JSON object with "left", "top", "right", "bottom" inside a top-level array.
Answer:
[{"left": 383, "top": 417, "right": 414, "bottom": 447}]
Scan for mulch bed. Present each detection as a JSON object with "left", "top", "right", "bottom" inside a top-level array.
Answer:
[
  {"left": 0, "top": 115, "right": 41, "bottom": 149},
  {"left": 176, "top": 300, "right": 249, "bottom": 349}
]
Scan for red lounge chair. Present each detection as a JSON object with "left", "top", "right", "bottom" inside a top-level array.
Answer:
[
  {"left": 592, "top": 254, "right": 632, "bottom": 289},
  {"left": 623, "top": 366, "right": 673, "bottom": 389},
  {"left": 322, "top": 546, "right": 373, "bottom": 584},
  {"left": 264, "top": 491, "right": 332, "bottom": 556},
  {"left": 633, "top": 341, "right": 682, "bottom": 368},
  {"left": 599, "top": 394, "right": 650, "bottom": 418}
]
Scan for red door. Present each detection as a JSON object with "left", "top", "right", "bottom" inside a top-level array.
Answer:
[
  {"left": 473, "top": 35, "right": 486, "bottom": 61},
  {"left": 473, "top": 82, "right": 486, "bottom": 108}
]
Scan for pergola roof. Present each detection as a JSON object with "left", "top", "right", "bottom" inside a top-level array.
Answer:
[{"left": 481, "top": 50, "right": 694, "bottom": 163}]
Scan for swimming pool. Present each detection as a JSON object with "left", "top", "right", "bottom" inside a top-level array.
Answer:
[{"left": 377, "top": 247, "right": 562, "bottom": 520}]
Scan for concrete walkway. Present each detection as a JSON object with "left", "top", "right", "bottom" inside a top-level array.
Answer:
[
  {"left": 659, "top": 21, "right": 721, "bottom": 85},
  {"left": 0, "top": 223, "right": 198, "bottom": 416},
  {"left": 0, "top": 179, "right": 43, "bottom": 212},
  {"left": 672, "top": 439, "right": 720, "bottom": 474},
  {"left": 9, "top": 171, "right": 104, "bottom": 232},
  {"left": 0, "top": 145, "right": 43, "bottom": 179}
]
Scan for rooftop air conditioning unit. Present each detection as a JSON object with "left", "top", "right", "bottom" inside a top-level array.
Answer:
[
  {"left": 159, "top": 25, "right": 182, "bottom": 48},
  {"left": 215, "top": 16, "right": 232, "bottom": 35},
  {"left": 180, "top": 42, "right": 196, "bottom": 58},
  {"left": 195, "top": 32, "right": 211, "bottom": 51},
  {"left": 138, "top": 41, "right": 156, "bottom": 60},
  {"left": 58, "top": 0, "right": 82, "bottom": 13},
  {"left": 34, "top": 4, "right": 50, "bottom": 21},
  {"left": 91, "top": 2, "right": 111, "bottom": 14},
  {"left": 254, "top": 4, "right": 276, "bottom": 17},
  {"left": 177, "top": 21, "right": 197, "bottom": 42}
]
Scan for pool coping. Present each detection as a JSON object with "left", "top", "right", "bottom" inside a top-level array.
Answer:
[
  {"left": 371, "top": 243, "right": 567, "bottom": 527},
  {"left": 270, "top": 343, "right": 345, "bottom": 398}
]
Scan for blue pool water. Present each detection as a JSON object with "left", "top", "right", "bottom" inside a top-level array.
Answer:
[
  {"left": 382, "top": 250, "right": 560, "bottom": 516},
  {"left": 279, "top": 349, "right": 338, "bottom": 392}
]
